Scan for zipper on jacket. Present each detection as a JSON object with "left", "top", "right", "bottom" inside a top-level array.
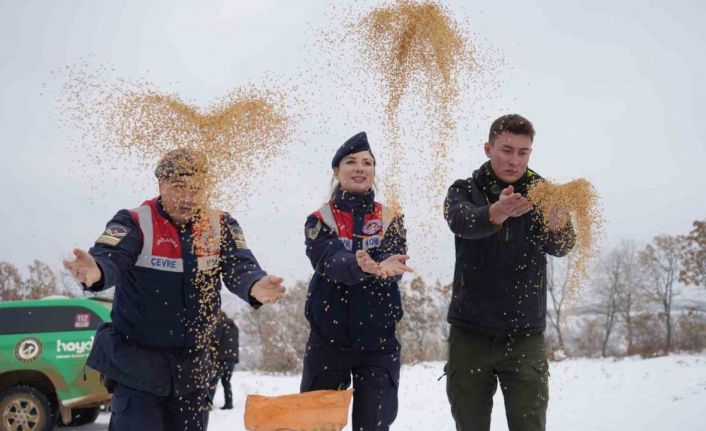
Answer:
[
  {"left": 538, "top": 273, "right": 544, "bottom": 318},
  {"left": 456, "top": 289, "right": 465, "bottom": 313},
  {"left": 456, "top": 270, "right": 466, "bottom": 312}
]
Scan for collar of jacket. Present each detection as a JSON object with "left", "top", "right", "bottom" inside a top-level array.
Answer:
[
  {"left": 156, "top": 197, "right": 171, "bottom": 220},
  {"left": 472, "top": 161, "right": 541, "bottom": 199},
  {"left": 155, "top": 197, "right": 203, "bottom": 229},
  {"left": 331, "top": 186, "right": 375, "bottom": 213}
]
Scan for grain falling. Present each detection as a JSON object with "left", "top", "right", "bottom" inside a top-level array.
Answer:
[
  {"left": 356, "top": 0, "right": 476, "bottom": 208},
  {"left": 59, "top": 67, "right": 292, "bottom": 208},
  {"left": 528, "top": 178, "right": 604, "bottom": 295}
]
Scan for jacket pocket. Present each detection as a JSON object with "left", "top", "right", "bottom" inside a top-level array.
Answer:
[{"left": 532, "top": 359, "right": 550, "bottom": 376}]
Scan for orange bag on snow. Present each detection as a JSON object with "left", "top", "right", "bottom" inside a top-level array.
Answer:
[{"left": 243, "top": 389, "right": 353, "bottom": 431}]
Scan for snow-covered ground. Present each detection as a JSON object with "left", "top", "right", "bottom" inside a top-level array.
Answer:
[{"left": 74, "top": 353, "right": 706, "bottom": 430}]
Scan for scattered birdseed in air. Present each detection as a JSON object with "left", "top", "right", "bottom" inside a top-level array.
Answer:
[
  {"left": 58, "top": 64, "right": 294, "bottom": 209},
  {"left": 528, "top": 178, "right": 604, "bottom": 296},
  {"left": 307, "top": 1, "right": 503, "bottom": 271},
  {"left": 355, "top": 0, "right": 477, "bottom": 209}
]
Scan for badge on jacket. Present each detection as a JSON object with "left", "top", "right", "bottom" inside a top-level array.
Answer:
[
  {"left": 229, "top": 225, "right": 248, "bottom": 249},
  {"left": 363, "top": 219, "right": 382, "bottom": 235},
  {"left": 96, "top": 223, "right": 131, "bottom": 246},
  {"left": 306, "top": 220, "right": 322, "bottom": 240}
]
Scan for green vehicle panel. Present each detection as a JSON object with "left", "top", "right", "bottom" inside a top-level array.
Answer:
[{"left": 0, "top": 296, "right": 112, "bottom": 428}]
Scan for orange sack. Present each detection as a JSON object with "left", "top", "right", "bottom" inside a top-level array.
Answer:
[{"left": 243, "top": 389, "right": 353, "bottom": 431}]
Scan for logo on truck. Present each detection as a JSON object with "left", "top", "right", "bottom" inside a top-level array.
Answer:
[
  {"left": 56, "top": 335, "right": 94, "bottom": 359},
  {"left": 15, "top": 338, "right": 42, "bottom": 363}
]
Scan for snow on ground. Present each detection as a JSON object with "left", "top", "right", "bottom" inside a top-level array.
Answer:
[{"left": 76, "top": 353, "right": 706, "bottom": 430}]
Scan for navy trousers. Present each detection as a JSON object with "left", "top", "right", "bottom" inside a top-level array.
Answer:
[
  {"left": 300, "top": 336, "right": 400, "bottom": 431},
  {"left": 108, "top": 382, "right": 208, "bottom": 431}
]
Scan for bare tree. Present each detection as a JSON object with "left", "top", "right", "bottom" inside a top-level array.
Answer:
[
  {"left": 679, "top": 219, "right": 706, "bottom": 290},
  {"left": 674, "top": 309, "right": 706, "bottom": 352},
  {"left": 0, "top": 261, "right": 23, "bottom": 301},
  {"left": 24, "top": 260, "right": 59, "bottom": 299},
  {"left": 546, "top": 256, "right": 571, "bottom": 354},
  {"left": 235, "top": 280, "right": 310, "bottom": 372},
  {"left": 572, "top": 316, "right": 604, "bottom": 358},
  {"left": 398, "top": 276, "right": 448, "bottom": 362},
  {"left": 59, "top": 270, "right": 87, "bottom": 297},
  {"left": 590, "top": 241, "right": 646, "bottom": 357},
  {"left": 613, "top": 241, "right": 646, "bottom": 355},
  {"left": 640, "top": 235, "right": 682, "bottom": 355},
  {"left": 590, "top": 249, "right": 622, "bottom": 357}
]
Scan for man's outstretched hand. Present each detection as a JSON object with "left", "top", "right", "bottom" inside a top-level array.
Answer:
[
  {"left": 547, "top": 204, "right": 570, "bottom": 232},
  {"left": 251, "top": 275, "right": 286, "bottom": 304},
  {"left": 489, "top": 185, "right": 534, "bottom": 226},
  {"left": 63, "top": 248, "right": 102, "bottom": 288}
]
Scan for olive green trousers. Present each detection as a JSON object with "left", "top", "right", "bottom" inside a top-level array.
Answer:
[{"left": 445, "top": 325, "right": 549, "bottom": 431}]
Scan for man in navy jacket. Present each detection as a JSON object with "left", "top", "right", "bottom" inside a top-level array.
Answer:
[{"left": 64, "top": 149, "right": 285, "bottom": 431}]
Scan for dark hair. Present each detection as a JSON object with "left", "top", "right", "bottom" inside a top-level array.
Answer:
[
  {"left": 155, "top": 148, "right": 208, "bottom": 180},
  {"left": 488, "top": 114, "right": 535, "bottom": 144}
]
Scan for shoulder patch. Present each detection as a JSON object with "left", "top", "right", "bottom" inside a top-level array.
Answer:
[
  {"left": 306, "top": 219, "right": 323, "bottom": 240},
  {"left": 96, "top": 223, "right": 131, "bottom": 246},
  {"left": 229, "top": 225, "right": 248, "bottom": 249}
]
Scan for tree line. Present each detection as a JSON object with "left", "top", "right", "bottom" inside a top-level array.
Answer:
[
  {"left": 232, "top": 217, "right": 706, "bottom": 371},
  {"left": 1, "top": 218, "right": 704, "bottom": 371},
  {"left": 546, "top": 218, "right": 706, "bottom": 359},
  {"left": 0, "top": 260, "right": 84, "bottom": 300}
]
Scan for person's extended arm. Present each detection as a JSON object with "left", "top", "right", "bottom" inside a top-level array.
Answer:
[
  {"left": 540, "top": 206, "right": 576, "bottom": 257},
  {"left": 305, "top": 214, "right": 377, "bottom": 285},
  {"left": 445, "top": 180, "right": 532, "bottom": 239},
  {"left": 63, "top": 210, "right": 141, "bottom": 291}
]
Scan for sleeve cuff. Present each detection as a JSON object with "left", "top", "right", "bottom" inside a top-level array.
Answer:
[
  {"left": 346, "top": 254, "right": 373, "bottom": 284},
  {"left": 480, "top": 206, "right": 504, "bottom": 233},
  {"left": 84, "top": 260, "right": 107, "bottom": 292},
  {"left": 244, "top": 272, "right": 267, "bottom": 309}
]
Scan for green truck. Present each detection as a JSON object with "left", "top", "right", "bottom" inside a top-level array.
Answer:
[{"left": 0, "top": 296, "right": 112, "bottom": 431}]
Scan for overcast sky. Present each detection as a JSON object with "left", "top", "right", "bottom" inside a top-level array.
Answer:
[{"left": 1, "top": 0, "right": 705, "bottom": 284}]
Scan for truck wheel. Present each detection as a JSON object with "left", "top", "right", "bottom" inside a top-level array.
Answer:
[
  {"left": 64, "top": 407, "right": 100, "bottom": 427},
  {"left": 0, "top": 385, "right": 56, "bottom": 431}
]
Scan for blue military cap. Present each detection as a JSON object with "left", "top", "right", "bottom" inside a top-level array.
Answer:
[{"left": 331, "top": 132, "right": 374, "bottom": 168}]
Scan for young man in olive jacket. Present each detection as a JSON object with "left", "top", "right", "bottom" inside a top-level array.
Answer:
[{"left": 443, "top": 114, "right": 575, "bottom": 431}]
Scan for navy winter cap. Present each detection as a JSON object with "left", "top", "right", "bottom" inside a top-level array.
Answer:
[{"left": 331, "top": 132, "right": 373, "bottom": 168}]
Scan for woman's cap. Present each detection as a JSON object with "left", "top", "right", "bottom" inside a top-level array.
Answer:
[{"left": 331, "top": 132, "right": 371, "bottom": 168}]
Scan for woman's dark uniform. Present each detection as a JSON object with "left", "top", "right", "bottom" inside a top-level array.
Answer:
[{"left": 300, "top": 132, "right": 407, "bottom": 431}]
